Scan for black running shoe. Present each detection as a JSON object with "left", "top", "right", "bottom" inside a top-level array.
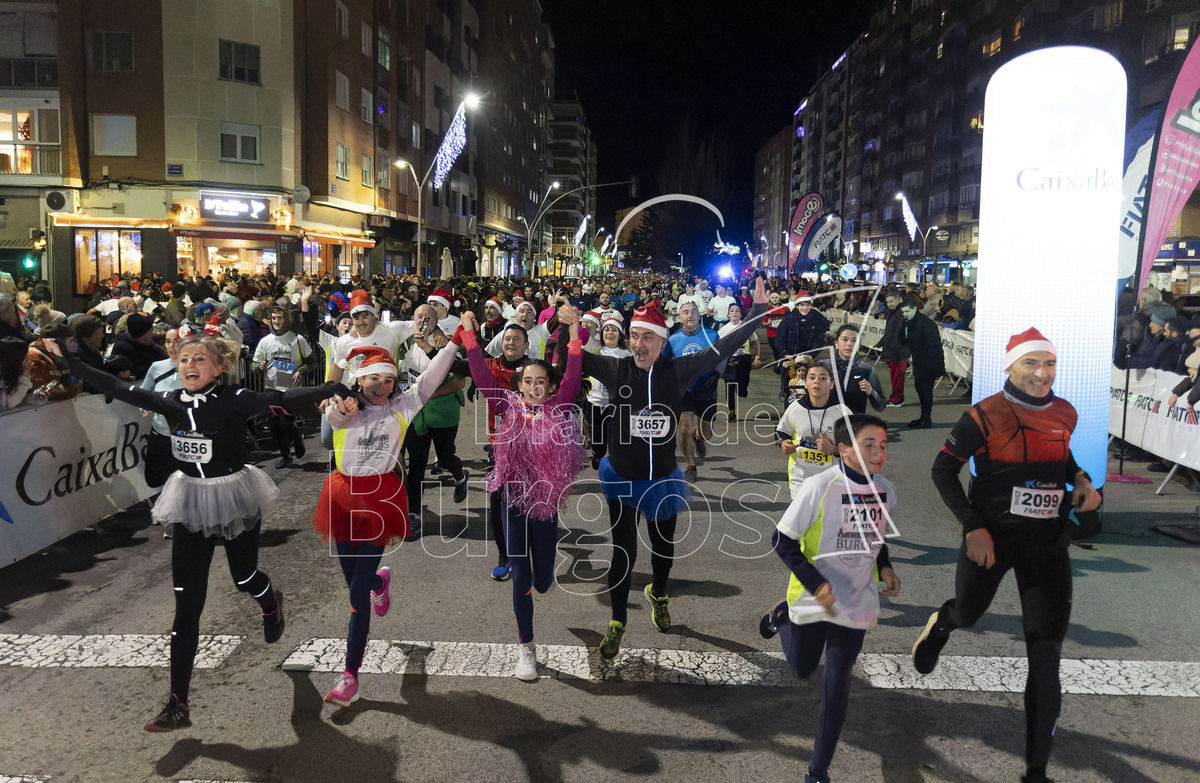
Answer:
[
  {"left": 695, "top": 439, "right": 707, "bottom": 459},
  {"left": 759, "top": 600, "right": 788, "bottom": 639},
  {"left": 263, "top": 590, "right": 285, "bottom": 643},
  {"left": 144, "top": 694, "right": 191, "bottom": 733},
  {"left": 911, "top": 610, "right": 950, "bottom": 674},
  {"left": 453, "top": 470, "right": 470, "bottom": 503}
]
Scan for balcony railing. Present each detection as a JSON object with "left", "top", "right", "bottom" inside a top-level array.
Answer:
[{"left": 0, "top": 144, "right": 61, "bottom": 176}]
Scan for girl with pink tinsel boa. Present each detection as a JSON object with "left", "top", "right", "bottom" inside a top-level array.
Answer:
[{"left": 459, "top": 310, "right": 584, "bottom": 680}]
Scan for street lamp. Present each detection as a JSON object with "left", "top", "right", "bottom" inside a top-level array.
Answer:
[
  {"left": 395, "top": 92, "right": 479, "bottom": 278},
  {"left": 518, "top": 180, "right": 560, "bottom": 274}
]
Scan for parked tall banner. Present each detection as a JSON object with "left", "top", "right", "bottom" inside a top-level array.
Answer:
[
  {"left": 975, "top": 47, "right": 1126, "bottom": 491},
  {"left": 1137, "top": 39, "right": 1200, "bottom": 293},
  {"left": 787, "top": 192, "right": 823, "bottom": 275}
]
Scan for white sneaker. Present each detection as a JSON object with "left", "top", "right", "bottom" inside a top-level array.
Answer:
[{"left": 515, "top": 641, "right": 538, "bottom": 681}]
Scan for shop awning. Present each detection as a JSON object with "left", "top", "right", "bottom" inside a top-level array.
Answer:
[
  {"left": 173, "top": 227, "right": 297, "bottom": 242},
  {"left": 303, "top": 231, "right": 375, "bottom": 248}
]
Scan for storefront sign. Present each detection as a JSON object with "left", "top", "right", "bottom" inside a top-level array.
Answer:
[
  {"left": 0, "top": 395, "right": 154, "bottom": 566},
  {"left": 200, "top": 194, "right": 272, "bottom": 224},
  {"left": 975, "top": 46, "right": 1125, "bottom": 489}
]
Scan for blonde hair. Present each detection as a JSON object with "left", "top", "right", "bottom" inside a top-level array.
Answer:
[{"left": 177, "top": 335, "right": 240, "bottom": 376}]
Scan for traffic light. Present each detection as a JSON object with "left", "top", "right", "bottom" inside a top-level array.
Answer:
[
  {"left": 22, "top": 256, "right": 37, "bottom": 270},
  {"left": 818, "top": 261, "right": 830, "bottom": 272}
]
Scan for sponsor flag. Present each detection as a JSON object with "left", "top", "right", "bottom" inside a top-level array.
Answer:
[
  {"left": 1137, "top": 40, "right": 1200, "bottom": 293},
  {"left": 1116, "top": 111, "right": 1159, "bottom": 279},
  {"left": 787, "top": 192, "right": 823, "bottom": 272}
]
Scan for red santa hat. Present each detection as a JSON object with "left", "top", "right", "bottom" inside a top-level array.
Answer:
[
  {"left": 581, "top": 308, "right": 602, "bottom": 328},
  {"left": 428, "top": 288, "right": 453, "bottom": 309},
  {"left": 514, "top": 299, "right": 537, "bottom": 316},
  {"left": 346, "top": 346, "right": 397, "bottom": 377},
  {"left": 1004, "top": 327, "right": 1056, "bottom": 370},
  {"left": 484, "top": 297, "right": 503, "bottom": 316},
  {"left": 600, "top": 313, "right": 622, "bottom": 331},
  {"left": 349, "top": 289, "right": 374, "bottom": 315},
  {"left": 203, "top": 314, "right": 222, "bottom": 335},
  {"left": 630, "top": 300, "right": 669, "bottom": 339}
]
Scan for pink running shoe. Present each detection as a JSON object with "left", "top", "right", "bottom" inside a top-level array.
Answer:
[
  {"left": 372, "top": 566, "right": 392, "bottom": 617},
  {"left": 323, "top": 670, "right": 359, "bottom": 707}
]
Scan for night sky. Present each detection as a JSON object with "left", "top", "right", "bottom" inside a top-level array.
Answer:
[{"left": 541, "top": 0, "right": 877, "bottom": 258}]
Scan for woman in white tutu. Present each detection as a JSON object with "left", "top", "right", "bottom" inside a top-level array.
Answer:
[{"left": 60, "top": 334, "right": 347, "bottom": 733}]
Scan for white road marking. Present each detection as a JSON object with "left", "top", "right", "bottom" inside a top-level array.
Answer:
[
  {"left": 0, "top": 633, "right": 240, "bottom": 669},
  {"left": 282, "top": 638, "right": 1200, "bottom": 697},
  {"left": 2, "top": 633, "right": 1194, "bottom": 698}
]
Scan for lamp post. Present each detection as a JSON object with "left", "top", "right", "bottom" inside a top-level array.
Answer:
[
  {"left": 396, "top": 92, "right": 479, "bottom": 278},
  {"left": 518, "top": 180, "right": 560, "bottom": 276},
  {"left": 524, "top": 179, "right": 635, "bottom": 276}
]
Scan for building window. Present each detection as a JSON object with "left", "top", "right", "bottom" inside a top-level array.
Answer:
[
  {"left": 376, "top": 148, "right": 390, "bottom": 189},
  {"left": 360, "top": 88, "right": 372, "bottom": 123},
  {"left": 335, "top": 143, "right": 349, "bottom": 180},
  {"left": 982, "top": 31, "right": 1001, "bottom": 58},
  {"left": 335, "top": 71, "right": 350, "bottom": 112},
  {"left": 1014, "top": 15, "right": 1026, "bottom": 41},
  {"left": 335, "top": 2, "right": 348, "bottom": 38},
  {"left": 0, "top": 104, "right": 61, "bottom": 175},
  {"left": 89, "top": 31, "right": 134, "bottom": 72},
  {"left": 219, "top": 121, "right": 260, "bottom": 163},
  {"left": 74, "top": 229, "right": 141, "bottom": 295},
  {"left": 91, "top": 114, "right": 136, "bottom": 156},
  {"left": 378, "top": 30, "right": 391, "bottom": 71},
  {"left": 376, "top": 87, "right": 390, "bottom": 127},
  {"left": 411, "top": 121, "right": 420, "bottom": 148},
  {"left": 1096, "top": 1, "right": 1123, "bottom": 32},
  {"left": 1174, "top": 12, "right": 1200, "bottom": 51},
  {"left": 361, "top": 153, "right": 372, "bottom": 186},
  {"left": 959, "top": 183, "right": 980, "bottom": 205},
  {"left": 218, "top": 39, "right": 261, "bottom": 84},
  {"left": 362, "top": 22, "right": 372, "bottom": 56},
  {"left": 928, "top": 191, "right": 949, "bottom": 212}
]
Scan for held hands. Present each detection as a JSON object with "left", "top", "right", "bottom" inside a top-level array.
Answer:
[
  {"left": 331, "top": 394, "right": 359, "bottom": 417},
  {"left": 814, "top": 582, "right": 837, "bottom": 616},
  {"left": 965, "top": 528, "right": 995, "bottom": 569},
  {"left": 459, "top": 310, "right": 478, "bottom": 331},
  {"left": 879, "top": 566, "right": 901, "bottom": 597},
  {"left": 556, "top": 304, "right": 579, "bottom": 326}
]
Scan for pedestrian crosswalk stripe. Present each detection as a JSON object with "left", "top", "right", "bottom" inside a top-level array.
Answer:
[
  {"left": 861, "top": 653, "right": 1200, "bottom": 697},
  {"left": 0, "top": 775, "right": 48, "bottom": 782},
  {"left": 0, "top": 633, "right": 240, "bottom": 669},
  {"left": 281, "top": 638, "right": 1200, "bottom": 697},
  {"left": 2, "top": 633, "right": 1195, "bottom": 698}
]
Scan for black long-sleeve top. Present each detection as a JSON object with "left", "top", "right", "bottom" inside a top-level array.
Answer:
[
  {"left": 582, "top": 303, "right": 766, "bottom": 480},
  {"left": 68, "top": 357, "right": 346, "bottom": 478}
]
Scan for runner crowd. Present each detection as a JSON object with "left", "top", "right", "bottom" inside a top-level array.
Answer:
[{"left": 0, "top": 266, "right": 1113, "bottom": 783}]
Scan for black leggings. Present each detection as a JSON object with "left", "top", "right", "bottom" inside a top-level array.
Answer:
[
  {"left": 939, "top": 527, "right": 1072, "bottom": 769},
  {"left": 267, "top": 409, "right": 301, "bottom": 459},
  {"left": 404, "top": 424, "right": 464, "bottom": 517},
  {"left": 169, "top": 518, "right": 277, "bottom": 702},
  {"left": 778, "top": 619, "right": 866, "bottom": 782},
  {"left": 335, "top": 540, "right": 384, "bottom": 674},
  {"left": 606, "top": 499, "right": 677, "bottom": 624}
]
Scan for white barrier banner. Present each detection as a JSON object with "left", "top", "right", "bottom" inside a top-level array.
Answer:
[
  {"left": 1108, "top": 366, "right": 1200, "bottom": 471},
  {"left": 944, "top": 329, "right": 974, "bottom": 380},
  {"left": 824, "top": 309, "right": 973, "bottom": 380},
  {"left": 0, "top": 395, "right": 154, "bottom": 566}
]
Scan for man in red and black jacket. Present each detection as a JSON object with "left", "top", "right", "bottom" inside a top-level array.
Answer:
[{"left": 912, "top": 327, "right": 1100, "bottom": 783}]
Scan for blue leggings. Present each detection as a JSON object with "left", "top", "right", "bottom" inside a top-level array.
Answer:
[
  {"left": 334, "top": 541, "right": 384, "bottom": 674},
  {"left": 504, "top": 504, "right": 558, "bottom": 643},
  {"left": 778, "top": 616, "right": 866, "bottom": 783}
]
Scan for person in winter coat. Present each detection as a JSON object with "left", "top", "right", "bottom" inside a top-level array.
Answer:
[
  {"left": 877, "top": 291, "right": 911, "bottom": 407},
  {"left": 899, "top": 297, "right": 946, "bottom": 428}
]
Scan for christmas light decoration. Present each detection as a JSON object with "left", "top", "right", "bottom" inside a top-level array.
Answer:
[
  {"left": 897, "top": 193, "right": 918, "bottom": 241},
  {"left": 432, "top": 103, "right": 467, "bottom": 191}
]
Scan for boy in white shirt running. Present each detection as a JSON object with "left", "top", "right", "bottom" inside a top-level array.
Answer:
[{"left": 759, "top": 414, "right": 901, "bottom": 783}]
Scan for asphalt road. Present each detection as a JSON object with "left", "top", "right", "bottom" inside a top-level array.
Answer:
[{"left": 1, "top": 346, "right": 1198, "bottom": 783}]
